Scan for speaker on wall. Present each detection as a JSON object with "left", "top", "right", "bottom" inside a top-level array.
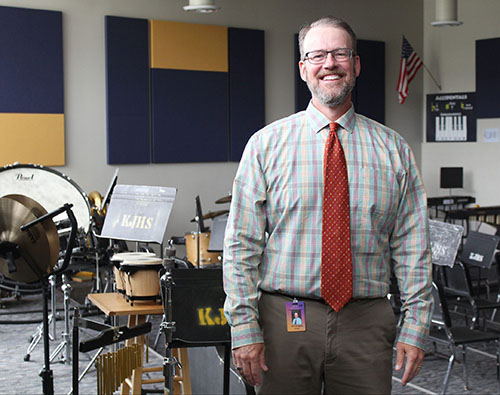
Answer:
[{"left": 440, "top": 167, "right": 463, "bottom": 189}]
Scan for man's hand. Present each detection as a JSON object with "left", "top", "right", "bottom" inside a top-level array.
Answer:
[
  {"left": 232, "top": 343, "right": 268, "bottom": 386},
  {"left": 395, "top": 341, "right": 425, "bottom": 385}
]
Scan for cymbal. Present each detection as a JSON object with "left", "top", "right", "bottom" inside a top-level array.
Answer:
[
  {"left": 3, "top": 194, "right": 60, "bottom": 269},
  {"left": 0, "top": 197, "right": 52, "bottom": 283},
  {"left": 215, "top": 194, "right": 232, "bottom": 204},
  {"left": 190, "top": 210, "right": 229, "bottom": 222}
]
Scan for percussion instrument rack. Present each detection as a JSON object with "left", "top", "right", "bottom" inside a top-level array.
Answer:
[
  {"left": 70, "top": 307, "right": 152, "bottom": 395},
  {"left": 159, "top": 250, "right": 232, "bottom": 395},
  {"left": 445, "top": 205, "right": 500, "bottom": 237},
  {"left": 427, "top": 195, "right": 476, "bottom": 219}
]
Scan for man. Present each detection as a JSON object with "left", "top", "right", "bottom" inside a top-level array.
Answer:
[
  {"left": 223, "top": 16, "right": 432, "bottom": 394},
  {"left": 292, "top": 311, "right": 302, "bottom": 326}
]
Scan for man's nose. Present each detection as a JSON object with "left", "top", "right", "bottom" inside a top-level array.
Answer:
[{"left": 323, "top": 52, "right": 337, "bottom": 67}]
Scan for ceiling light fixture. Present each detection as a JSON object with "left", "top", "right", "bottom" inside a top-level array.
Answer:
[
  {"left": 183, "top": 0, "right": 220, "bottom": 13},
  {"left": 432, "top": 0, "right": 463, "bottom": 27}
]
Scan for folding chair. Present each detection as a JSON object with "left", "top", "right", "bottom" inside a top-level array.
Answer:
[
  {"left": 441, "top": 261, "right": 500, "bottom": 329},
  {"left": 443, "top": 230, "right": 500, "bottom": 328},
  {"left": 428, "top": 281, "right": 500, "bottom": 394}
]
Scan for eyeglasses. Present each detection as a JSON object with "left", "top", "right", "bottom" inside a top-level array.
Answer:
[{"left": 303, "top": 48, "right": 354, "bottom": 64}]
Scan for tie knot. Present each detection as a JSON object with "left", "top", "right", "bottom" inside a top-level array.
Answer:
[{"left": 329, "top": 122, "right": 339, "bottom": 133}]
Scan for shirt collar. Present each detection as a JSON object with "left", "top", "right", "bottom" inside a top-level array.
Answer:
[{"left": 306, "top": 101, "right": 356, "bottom": 135}]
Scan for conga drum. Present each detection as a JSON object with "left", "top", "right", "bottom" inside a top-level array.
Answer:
[
  {"left": 185, "top": 232, "right": 222, "bottom": 267},
  {"left": 120, "top": 256, "right": 163, "bottom": 304},
  {"left": 110, "top": 252, "right": 156, "bottom": 296}
]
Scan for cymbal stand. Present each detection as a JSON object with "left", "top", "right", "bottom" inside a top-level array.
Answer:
[
  {"left": 50, "top": 273, "right": 72, "bottom": 364},
  {"left": 25, "top": 274, "right": 58, "bottom": 361},
  {"left": 20, "top": 203, "right": 78, "bottom": 395}
]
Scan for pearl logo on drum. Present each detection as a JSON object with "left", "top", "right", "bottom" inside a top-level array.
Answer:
[{"left": 15, "top": 173, "right": 34, "bottom": 181}]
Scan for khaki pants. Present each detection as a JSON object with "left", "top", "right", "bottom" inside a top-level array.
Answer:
[{"left": 256, "top": 292, "right": 396, "bottom": 395}]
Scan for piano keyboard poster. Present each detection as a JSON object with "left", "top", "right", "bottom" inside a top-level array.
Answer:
[{"left": 426, "top": 92, "right": 476, "bottom": 142}]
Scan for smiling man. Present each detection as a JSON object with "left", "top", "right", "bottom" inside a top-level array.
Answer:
[{"left": 223, "top": 16, "right": 433, "bottom": 394}]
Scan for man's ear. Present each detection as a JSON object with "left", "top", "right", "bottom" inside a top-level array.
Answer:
[
  {"left": 299, "top": 61, "right": 307, "bottom": 82},
  {"left": 354, "top": 55, "right": 361, "bottom": 78}
]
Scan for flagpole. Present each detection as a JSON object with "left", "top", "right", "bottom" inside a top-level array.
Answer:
[{"left": 422, "top": 62, "right": 442, "bottom": 91}]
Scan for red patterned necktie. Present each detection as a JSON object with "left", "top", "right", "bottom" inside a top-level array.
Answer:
[{"left": 321, "top": 122, "right": 352, "bottom": 312}]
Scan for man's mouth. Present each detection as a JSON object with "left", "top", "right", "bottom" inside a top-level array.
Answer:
[{"left": 320, "top": 74, "right": 342, "bottom": 81}]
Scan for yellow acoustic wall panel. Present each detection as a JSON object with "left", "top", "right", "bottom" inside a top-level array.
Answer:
[
  {"left": 0, "top": 113, "right": 65, "bottom": 166},
  {"left": 150, "top": 20, "right": 228, "bottom": 72}
]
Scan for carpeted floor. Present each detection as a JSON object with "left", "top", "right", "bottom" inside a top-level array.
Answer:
[{"left": 1, "top": 280, "right": 500, "bottom": 395}]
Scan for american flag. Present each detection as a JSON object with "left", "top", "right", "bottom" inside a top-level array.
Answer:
[{"left": 397, "top": 36, "right": 423, "bottom": 104}]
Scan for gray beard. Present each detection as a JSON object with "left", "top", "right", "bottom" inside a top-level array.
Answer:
[{"left": 308, "top": 77, "right": 355, "bottom": 108}]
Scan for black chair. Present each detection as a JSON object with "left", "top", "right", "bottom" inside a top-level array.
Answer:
[
  {"left": 441, "top": 261, "right": 500, "bottom": 329},
  {"left": 428, "top": 281, "right": 500, "bottom": 394}
]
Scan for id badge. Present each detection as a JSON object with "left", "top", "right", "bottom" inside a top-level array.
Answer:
[{"left": 286, "top": 299, "right": 306, "bottom": 332}]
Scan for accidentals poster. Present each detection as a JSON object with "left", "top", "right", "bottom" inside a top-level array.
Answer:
[{"left": 426, "top": 92, "right": 476, "bottom": 142}]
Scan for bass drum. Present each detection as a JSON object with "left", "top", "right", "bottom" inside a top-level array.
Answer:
[{"left": 0, "top": 163, "right": 92, "bottom": 234}]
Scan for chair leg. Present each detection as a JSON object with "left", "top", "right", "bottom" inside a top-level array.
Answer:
[
  {"left": 471, "top": 307, "right": 480, "bottom": 330},
  {"left": 433, "top": 341, "right": 438, "bottom": 354},
  {"left": 490, "top": 293, "right": 500, "bottom": 321},
  {"left": 441, "top": 353, "right": 455, "bottom": 395},
  {"left": 461, "top": 345, "right": 469, "bottom": 390}
]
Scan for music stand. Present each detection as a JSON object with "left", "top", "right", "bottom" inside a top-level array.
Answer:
[
  {"left": 194, "top": 196, "right": 207, "bottom": 268},
  {"left": 100, "top": 168, "right": 119, "bottom": 213},
  {"left": 460, "top": 231, "right": 500, "bottom": 269},
  {"left": 429, "top": 220, "right": 464, "bottom": 268},
  {"left": 429, "top": 219, "right": 464, "bottom": 285},
  {"left": 208, "top": 213, "right": 228, "bottom": 253}
]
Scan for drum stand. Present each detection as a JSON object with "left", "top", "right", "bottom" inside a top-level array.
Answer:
[
  {"left": 49, "top": 274, "right": 72, "bottom": 364},
  {"left": 159, "top": 256, "right": 178, "bottom": 394},
  {"left": 153, "top": 242, "right": 191, "bottom": 351},
  {"left": 25, "top": 274, "right": 59, "bottom": 361}
]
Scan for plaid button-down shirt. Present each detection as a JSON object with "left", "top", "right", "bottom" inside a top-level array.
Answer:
[{"left": 223, "top": 102, "right": 433, "bottom": 350}]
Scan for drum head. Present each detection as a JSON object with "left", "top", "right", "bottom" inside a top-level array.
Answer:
[
  {"left": 0, "top": 164, "right": 91, "bottom": 233},
  {"left": 111, "top": 252, "right": 157, "bottom": 262}
]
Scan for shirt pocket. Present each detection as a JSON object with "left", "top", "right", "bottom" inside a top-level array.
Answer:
[{"left": 350, "top": 167, "right": 400, "bottom": 234}]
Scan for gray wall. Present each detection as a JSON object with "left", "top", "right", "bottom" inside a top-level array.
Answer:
[
  {"left": 0, "top": 0, "right": 424, "bottom": 244},
  {"left": 421, "top": 0, "right": 500, "bottom": 205}
]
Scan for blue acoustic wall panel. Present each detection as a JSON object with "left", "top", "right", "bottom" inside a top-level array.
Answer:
[
  {"left": 352, "top": 39, "right": 385, "bottom": 125},
  {"left": 151, "top": 69, "right": 228, "bottom": 163},
  {"left": 476, "top": 38, "right": 500, "bottom": 118},
  {"left": 105, "top": 16, "right": 150, "bottom": 164},
  {"left": 0, "top": 6, "right": 63, "bottom": 113},
  {"left": 228, "top": 28, "right": 265, "bottom": 161}
]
